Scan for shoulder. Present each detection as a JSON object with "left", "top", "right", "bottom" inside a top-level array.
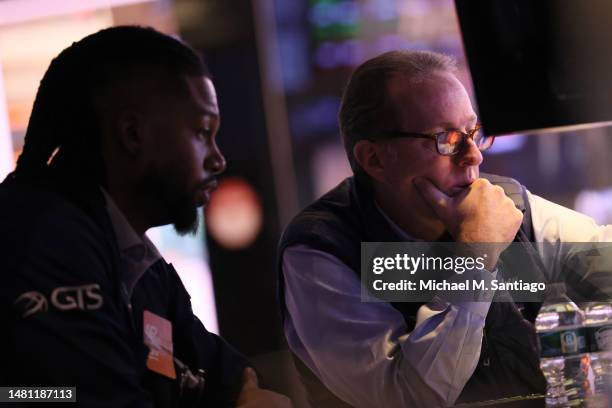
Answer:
[
  {"left": 281, "top": 178, "right": 362, "bottom": 262},
  {"left": 0, "top": 183, "right": 115, "bottom": 279},
  {"left": 285, "top": 178, "right": 361, "bottom": 237},
  {"left": 0, "top": 182, "right": 103, "bottom": 233}
]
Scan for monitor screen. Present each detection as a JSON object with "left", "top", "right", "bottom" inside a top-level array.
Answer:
[{"left": 456, "top": 0, "right": 612, "bottom": 135}]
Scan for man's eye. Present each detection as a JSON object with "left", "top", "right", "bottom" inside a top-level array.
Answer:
[{"left": 197, "top": 128, "right": 212, "bottom": 139}]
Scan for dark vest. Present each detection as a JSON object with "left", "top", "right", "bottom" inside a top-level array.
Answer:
[{"left": 278, "top": 174, "right": 546, "bottom": 407}]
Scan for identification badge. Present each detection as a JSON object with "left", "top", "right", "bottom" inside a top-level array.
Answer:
[{"left": 143, "top": 310, "right": 176, "bottom": 379}]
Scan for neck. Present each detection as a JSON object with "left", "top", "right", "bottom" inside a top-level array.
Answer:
[
  {"left": 105, "top": 181, "right": 151, "bottom": 236},
  {"left": 373, "top": 183, "right": 446, "bottom": 241}
]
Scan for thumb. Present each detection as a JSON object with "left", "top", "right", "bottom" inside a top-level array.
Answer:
[
  {"left": 241, "top": 367, "right": 259, "bottom": 391},
  {"left": 413, "top": 177, "right": 452, "bottom": 219}
]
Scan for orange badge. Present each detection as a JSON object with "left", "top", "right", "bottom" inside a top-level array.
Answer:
[{"left": 143, "top": 310, "right": 176, "bottom": 379}]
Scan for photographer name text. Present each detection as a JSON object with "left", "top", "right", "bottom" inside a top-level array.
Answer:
[{"left": 372, "top": 279, "right": 546, "bottom": 293}]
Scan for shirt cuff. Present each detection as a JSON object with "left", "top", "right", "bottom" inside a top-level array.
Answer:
[{"left": 435, "top": 267, "right": 498, "bottom": 318}]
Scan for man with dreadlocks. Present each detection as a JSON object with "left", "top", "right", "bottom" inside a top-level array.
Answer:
[{"left": 0, "top": 26, "right": 291, "bottom": 407}]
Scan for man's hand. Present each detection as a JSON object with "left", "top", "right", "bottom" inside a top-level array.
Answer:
[
  {"left": 414, "top": 177, "right": 523, "bottom": 270},
  {"left": 236, "top": 367, "right": 293, "bottom": 408}
]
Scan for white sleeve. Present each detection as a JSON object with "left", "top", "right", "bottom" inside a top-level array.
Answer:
[
  {"left": 528, "top": 190, "right": 612, "bottom": 243},
  {"left": 527, "top": 191, "right": 612, "bottom": 293},
  {"left": 283, "top": 244, "right": 492, "bottom": 408}
]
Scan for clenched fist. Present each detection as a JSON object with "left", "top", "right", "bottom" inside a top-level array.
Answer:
[{"left": 414, "top": 177, "right": 523, "bottom": 270}]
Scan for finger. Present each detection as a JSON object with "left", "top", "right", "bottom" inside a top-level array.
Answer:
[
  {"left": 241, "top": 367, "right": 259, "bottom": 391},
  {"left": 413, "top": 177, "right": 452, "bottom": 217}
]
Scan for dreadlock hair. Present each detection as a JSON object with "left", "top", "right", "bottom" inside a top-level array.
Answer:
[{"left": 7, "top": 25, "right": 208, "bottom": 187}]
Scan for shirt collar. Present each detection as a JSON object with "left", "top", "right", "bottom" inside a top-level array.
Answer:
[{"left": 100, "top": 188, "right": 161, "bottom": 263}]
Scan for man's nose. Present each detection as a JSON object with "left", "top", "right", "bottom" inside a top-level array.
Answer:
[
  {"left": 205, "top": 144, "right": 227, "bottom": 175},
  {"left": 456, "top": 138, "right": 483, "bottom": 167}
]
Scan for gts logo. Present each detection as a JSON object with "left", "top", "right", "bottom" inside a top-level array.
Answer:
[{"left": 14, "top": 284, "right": 103, "bottom": 318}]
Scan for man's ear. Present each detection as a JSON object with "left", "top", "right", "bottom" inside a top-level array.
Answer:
[
  {"left": 353, "top": 140, "right": 387, "bottom": 183},
  {"left": 116, "top": 110, "right": 143, "bottom": 156}
]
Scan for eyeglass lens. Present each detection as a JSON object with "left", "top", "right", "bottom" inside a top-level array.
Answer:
[{"left": 437, "top": 129, "right": 493, "bottom": 155}]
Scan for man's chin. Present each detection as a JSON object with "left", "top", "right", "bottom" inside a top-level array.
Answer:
[
  {"left": 447, "top": 182, "right": 474, "bottom": 197},
  {"left": 172, "top": 207, "right": 200, "bottom": 236},
  {"left": 195, "top": 188, "right": 213, "bottom": 208},
  {"left": 173, "top": 221, "right": 199, "bottom": 236}
]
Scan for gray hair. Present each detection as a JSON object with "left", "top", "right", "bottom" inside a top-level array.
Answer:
[{"left": 338, "top": 50, "right": 457, "bottom": 174}]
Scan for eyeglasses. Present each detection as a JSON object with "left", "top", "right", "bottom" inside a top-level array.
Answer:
[{"left": 379, "top": 124, "right": 494, "bottom": 156}]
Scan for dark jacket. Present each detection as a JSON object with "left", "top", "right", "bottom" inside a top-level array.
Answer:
[{"left": 0, "top": 179, "right": 248, "bottom": 407}]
